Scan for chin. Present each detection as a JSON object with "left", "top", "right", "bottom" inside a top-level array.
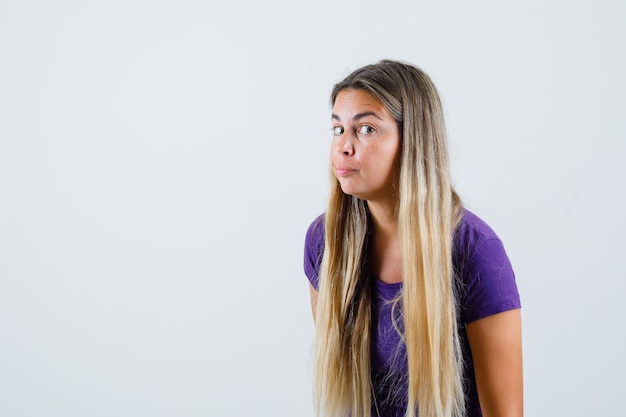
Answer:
[
  {"left": 339, "top": 186, "right": 356, "bottom": 197},
  {"left": 340, "top": 187, "right": 365, "bottom": 200}
]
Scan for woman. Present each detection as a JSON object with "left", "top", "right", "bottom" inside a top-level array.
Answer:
[{"left": 304, "top": 60, "right": 522, "bottom": 417}]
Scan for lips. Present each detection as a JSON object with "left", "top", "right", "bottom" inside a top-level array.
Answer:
[{"left": 335, "top": 166, "right": 357, "bottom": 177}]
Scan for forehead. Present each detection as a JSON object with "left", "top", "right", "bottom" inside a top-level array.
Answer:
[{"left": 332, "top": 89, "right": 386, "bottom": 114}]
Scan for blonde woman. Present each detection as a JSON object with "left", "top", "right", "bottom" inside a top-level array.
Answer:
[{"left": 304, "top": 60, "right": 522, "bottom": 417}]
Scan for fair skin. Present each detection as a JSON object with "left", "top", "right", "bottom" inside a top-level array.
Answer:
[
  {"left": 331, "top": 89, "right": 403, "bottom": 285},
  {"left": 310, "top": 88, "right": 523, "bottom": 416},
  {"left": 330, "top": 89, "right": 402, "bottom": 210},
  {"left": 467, "top": 309, "right": 524, "bottom": 417}
]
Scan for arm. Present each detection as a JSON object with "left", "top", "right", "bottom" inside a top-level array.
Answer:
[
  {"left": 466, "top": 309, "right": 523, "bottom": 417},
  {"left": 309, "top": 283, "right": 318, "bottom": 321}
]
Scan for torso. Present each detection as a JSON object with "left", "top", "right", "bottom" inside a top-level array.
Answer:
[
  {"left": 304, "top": 209, "right": 521, "bottom": 417},
  {"left": 369, "top": 233, "right": 403, "bottom": 284}
]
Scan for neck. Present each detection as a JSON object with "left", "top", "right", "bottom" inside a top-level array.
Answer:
[
  {"left": 366, "top": 198, "right": 402, "bottom": 284},
  {"left": 367, "top": 199, "right": 398, "bottom": 239}
]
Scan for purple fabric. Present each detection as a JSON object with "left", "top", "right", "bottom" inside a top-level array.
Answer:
[{"left": 303, "top": 209, "right": 521, "bottom": 417}]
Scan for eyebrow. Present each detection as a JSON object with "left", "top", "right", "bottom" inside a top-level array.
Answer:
[{"left": 331, "top": 111, "right": 383, "bottom": 122}]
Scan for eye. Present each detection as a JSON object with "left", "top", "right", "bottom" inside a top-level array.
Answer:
[
  {"left": 358, "top": 125, "right": 375, "bottom": 135},
  {"left": 333, "top": 126, "right": 344, "bottom": 136}
]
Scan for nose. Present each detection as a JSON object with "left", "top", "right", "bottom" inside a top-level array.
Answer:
[{"left": 335, "top": 132, "right": 355, "bottom": 156}]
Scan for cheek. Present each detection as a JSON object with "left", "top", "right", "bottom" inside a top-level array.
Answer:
[
  {"left": 329, "top": 138, "right": 340, "bottom": 161},
  {"left": 378, "top": 142, "right": 401, "bottom": 169}
]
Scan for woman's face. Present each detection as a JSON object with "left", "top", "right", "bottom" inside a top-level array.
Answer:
[{"left": 330, "top": 89, "right": 401, "bottom": 203}]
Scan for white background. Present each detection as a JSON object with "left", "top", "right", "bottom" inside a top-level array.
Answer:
[{"left": 1, "top": 0, "right": 624, "bottom": 416}]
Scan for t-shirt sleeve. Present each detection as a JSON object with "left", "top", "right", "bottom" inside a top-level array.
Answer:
[
  {"left": 457, "top": 237, "right": 521, "bottom": 324},
  {"left": 303, "top": 215, "right": 325, "bottom": 290}
]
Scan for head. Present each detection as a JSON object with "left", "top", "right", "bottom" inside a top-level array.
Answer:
[{"left": 330, "top": 60, "right": 452, "bottom": 208}]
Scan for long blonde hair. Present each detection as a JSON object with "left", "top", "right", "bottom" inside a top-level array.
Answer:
[{"left": 313, "top": 60, "right": 465, "bottom": 417}]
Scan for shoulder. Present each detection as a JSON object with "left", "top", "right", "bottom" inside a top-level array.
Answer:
[
  {"left": 454, "top": 209, "right": 521, "bottom": 323},
  {"left": 454, "top": 209, "right": 501, "bottom": 250},
  {"left": 305, "top": 213, "right": 325, "bottom": 245},
  {"left": 453, "top": 209, "right": 508, "bottom": 267},
  {"left": 303, "top": 214, "right": 326, "bottom": 289}
]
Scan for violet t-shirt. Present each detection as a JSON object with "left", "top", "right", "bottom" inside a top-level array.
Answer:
[{"left": 303, "top": 209, "right": 521, "bottom": 417}]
